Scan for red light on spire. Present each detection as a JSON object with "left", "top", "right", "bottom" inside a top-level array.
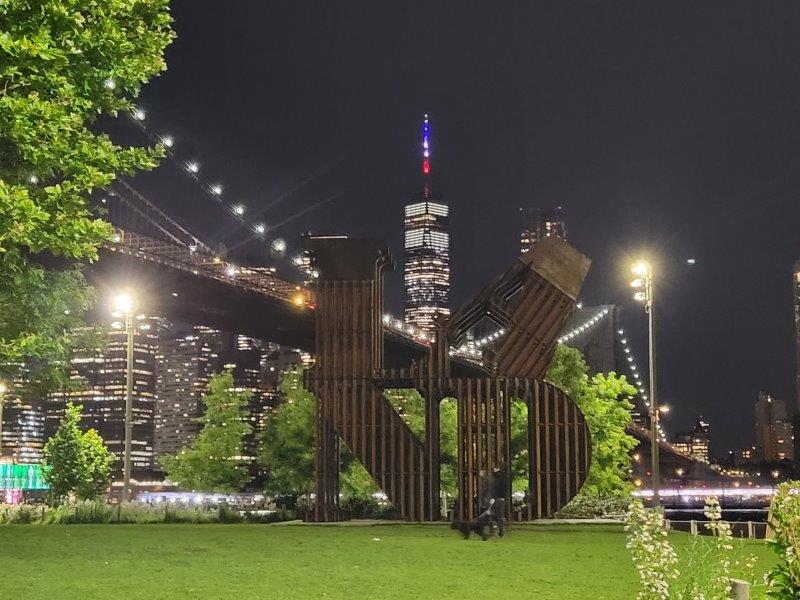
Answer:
[{"left": 421, "top": 114, "right": 432, "bottom": 177}]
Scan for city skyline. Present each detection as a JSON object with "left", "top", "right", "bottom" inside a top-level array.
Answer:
[
  {"left": 60, "top": 2, "right": 800, "bottom": 449},
  {"left": 6, "top": 5, "right": 800, "bottom": 597}
]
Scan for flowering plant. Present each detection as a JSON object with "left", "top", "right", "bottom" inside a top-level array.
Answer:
[
  {"left": 765, "top": 481, "right": 800, "bottom": 599},
  {"left": 625, "top": 499, "right": 679, "bottom": 599},
  {"left": 626, "top": 497, "right": 758, "bottom": 599}
]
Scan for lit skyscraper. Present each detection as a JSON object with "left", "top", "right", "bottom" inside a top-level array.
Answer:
[
  {"left": 794, "top": 261, "right": 800, "bottom": 409},
  {"left": 672, "top": 418, "right": 710, "bottom": 463},
  {"left": 404, "top": 114, "right": 450, "bottom": 336},
  {"left": 47, "top": 319, "right": 166, "bottom": 478},
  {"left": 0, "top": 365, "right": 45, "bottom": 464},
  {"left": 795, "top": 261, "right": 800, "bottom": 464},
  {"left": 754, "top": 391, "right": 794, "bottom": 462},
  {"left": 520, "top": 206, "right": 567, "bottom": 254},
  {"left": 154, "top": 326, "right": 219, "bottom": 457}
]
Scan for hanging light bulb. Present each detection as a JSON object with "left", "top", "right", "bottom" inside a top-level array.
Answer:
[
  {"left": 132, "top": 107, "right": 146, "bottom": 121},
  {"left": 160, "top": 135, "right": 174, "bottom": 148},
  {"left": 186, "top": 162, "right": 200, "bottom": 174},
  {"left": 233, "top": 205, "right": 245, "bottom": 215},
  {"left": 255, "top": 224, "right": 266, "bottom": 234},
  {"left": 211, "top": 184, "right": 223, "bottom": 195}
]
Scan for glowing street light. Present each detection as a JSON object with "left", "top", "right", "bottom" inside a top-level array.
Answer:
[
  {"left": 272, "top": 238, "right": 287, "bottom": 253},
  {"left": 112, "top": 292, "right": 136, "bottom": 503},
  {"left": 631, "top": 262, "right": 649, "bottom": 277}
]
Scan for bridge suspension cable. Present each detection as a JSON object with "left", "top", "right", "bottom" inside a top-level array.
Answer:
[
  {"left": 125, "top": 109, "right": 286, "bottom": 249},
  {"left": 102, "top": 179, "right": 309, "bottom": 305},
  {"left": 123, "top": 105, "right": 355, "bottom": 272}
]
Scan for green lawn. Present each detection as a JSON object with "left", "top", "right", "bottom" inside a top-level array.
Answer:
[{"left": 0, "top": 523, "right": 774, "bottom": 599}]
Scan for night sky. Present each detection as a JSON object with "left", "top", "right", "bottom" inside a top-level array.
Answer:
[{"left": 123, "top": 2, "right": 800, "bottom": 453}]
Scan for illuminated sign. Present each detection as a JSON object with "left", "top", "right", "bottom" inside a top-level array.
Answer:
[{"left": 0, "top": 463, "right": 49, "bottom": 490}]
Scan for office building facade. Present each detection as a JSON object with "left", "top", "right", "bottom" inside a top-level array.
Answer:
[
  {"left": 154, "top": 326, "right": 220, "bottom": 457},
  {"left": 0, "top": 366, "right": 45, "bottom": 464},
  {"left": 519, "top": 206, "right": 567, "bottom": 254},
  {"left": 755, "top": 391, "right": 794, "bottom": 462},
  {"left": 46, "top": 319, "right": 165, "bottom": 478}
]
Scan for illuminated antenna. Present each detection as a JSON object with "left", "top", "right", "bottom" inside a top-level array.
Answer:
[{"left": 422, "top": 113, "right": 432, "bottom": 197}]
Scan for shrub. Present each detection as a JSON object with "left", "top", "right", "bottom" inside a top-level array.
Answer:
[
  {"left": 242, "top": 508, "right": 296, "bottom": 524},
  {"left": 0, "top": 504, "right": 39, "bottom": 524},
  {"left": 765, "top": 481, "right": 800, "bottom": 598},
  {"left": 217, "top": 503, "right": 243, "bottom": 524},
  {"left": 555, "top": 490, "right": 629, "bottom": 519},
  {"left": 340, "top": 496, "right": 399, "bottom": 520}
]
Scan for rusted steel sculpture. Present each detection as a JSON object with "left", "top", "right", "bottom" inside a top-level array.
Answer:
[{"left": 307, "top": 235, "right": 591, "bottom": 522}]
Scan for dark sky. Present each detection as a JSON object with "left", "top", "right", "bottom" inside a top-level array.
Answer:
[{"left": 126, "top": 1, "right": 800, "bottom": 453}]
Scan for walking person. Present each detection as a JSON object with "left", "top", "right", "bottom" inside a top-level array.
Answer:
[{"left": 488, "top": 464, "right": 509, "bottom": 537}]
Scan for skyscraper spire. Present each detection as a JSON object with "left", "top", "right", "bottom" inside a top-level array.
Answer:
[
  {"left": 404, "top": 112, "right": 450, "bottom": 336},
  {"left": 422, "top": 113, "right": 432, "bottom": 198}
]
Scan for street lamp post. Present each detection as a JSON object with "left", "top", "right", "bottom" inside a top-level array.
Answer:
[
  {"left": 0, "top": 381, "right": 7, "bottom": 459},
  {"left": 113, "top": 293, "right": 136, "bottom": 503},
  {"left": 631, "top": 262, "right": 660, "bottom": 508}
]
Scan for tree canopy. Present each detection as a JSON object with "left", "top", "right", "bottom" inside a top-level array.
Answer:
[
  {"left": 546, "top": 344, "right": 639, "bottom": 498},
  {"left": 161, "top": 371, "right": 253, "bottom": 493},
  {"left": 42, "top": 401, "right": 113, "bottom": 501},
  {"left": 0, "top": 268, "right": 99, "bottom": 394},
  {"left": 259, "top": 369, "right": 316, "bottom": 495},
  {"left": 0, "top": 0, "right": 174, "bottom": 368},
  {"left": 259, "top": 369, "right": 379, "bottom": 498}
]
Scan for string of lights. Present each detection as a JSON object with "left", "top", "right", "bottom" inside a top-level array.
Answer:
[
  {"left": 558, "top": 307, "right": 610, "bottom": 344},
  {"left": 124, "top": 105, "right": 294, "bottom": 265},
  {"left": 556, "top": 306, "right": 668, "bottom": 442},
  {"left": 617, "top": 326, "right": 667, "bottom": 442}
]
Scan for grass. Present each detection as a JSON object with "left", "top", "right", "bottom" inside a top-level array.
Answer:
[{"left": 0, "top": 523, "right": 775, "bottom": 599}]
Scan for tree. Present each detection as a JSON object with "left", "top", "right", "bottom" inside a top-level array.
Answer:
[
  {"left": 161, "top": 372, "right": 253, "bottom": 493},
  {"left": 0, "top": 1, "right": 174, "bottom": 368},
  {"left": 384, "top": 388, "right": 459, "bottom": 497},
  {"left": 0, "top": 268, "right": 98, "bottom": 394},
  {"left": 546, "top": 344, "right": 639, "bottom": 498},
  {"left": 509, "top": 399, "right": 529, "bottom": 493},
  {"left": 259, "top": 369, "right": 315, "bottom": 495},
  {"left": 258, "top": 369, "right": 377, "bottom": 497},
  {"left": 42, "top": 402, "right": 112, "bottom": 501}
]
